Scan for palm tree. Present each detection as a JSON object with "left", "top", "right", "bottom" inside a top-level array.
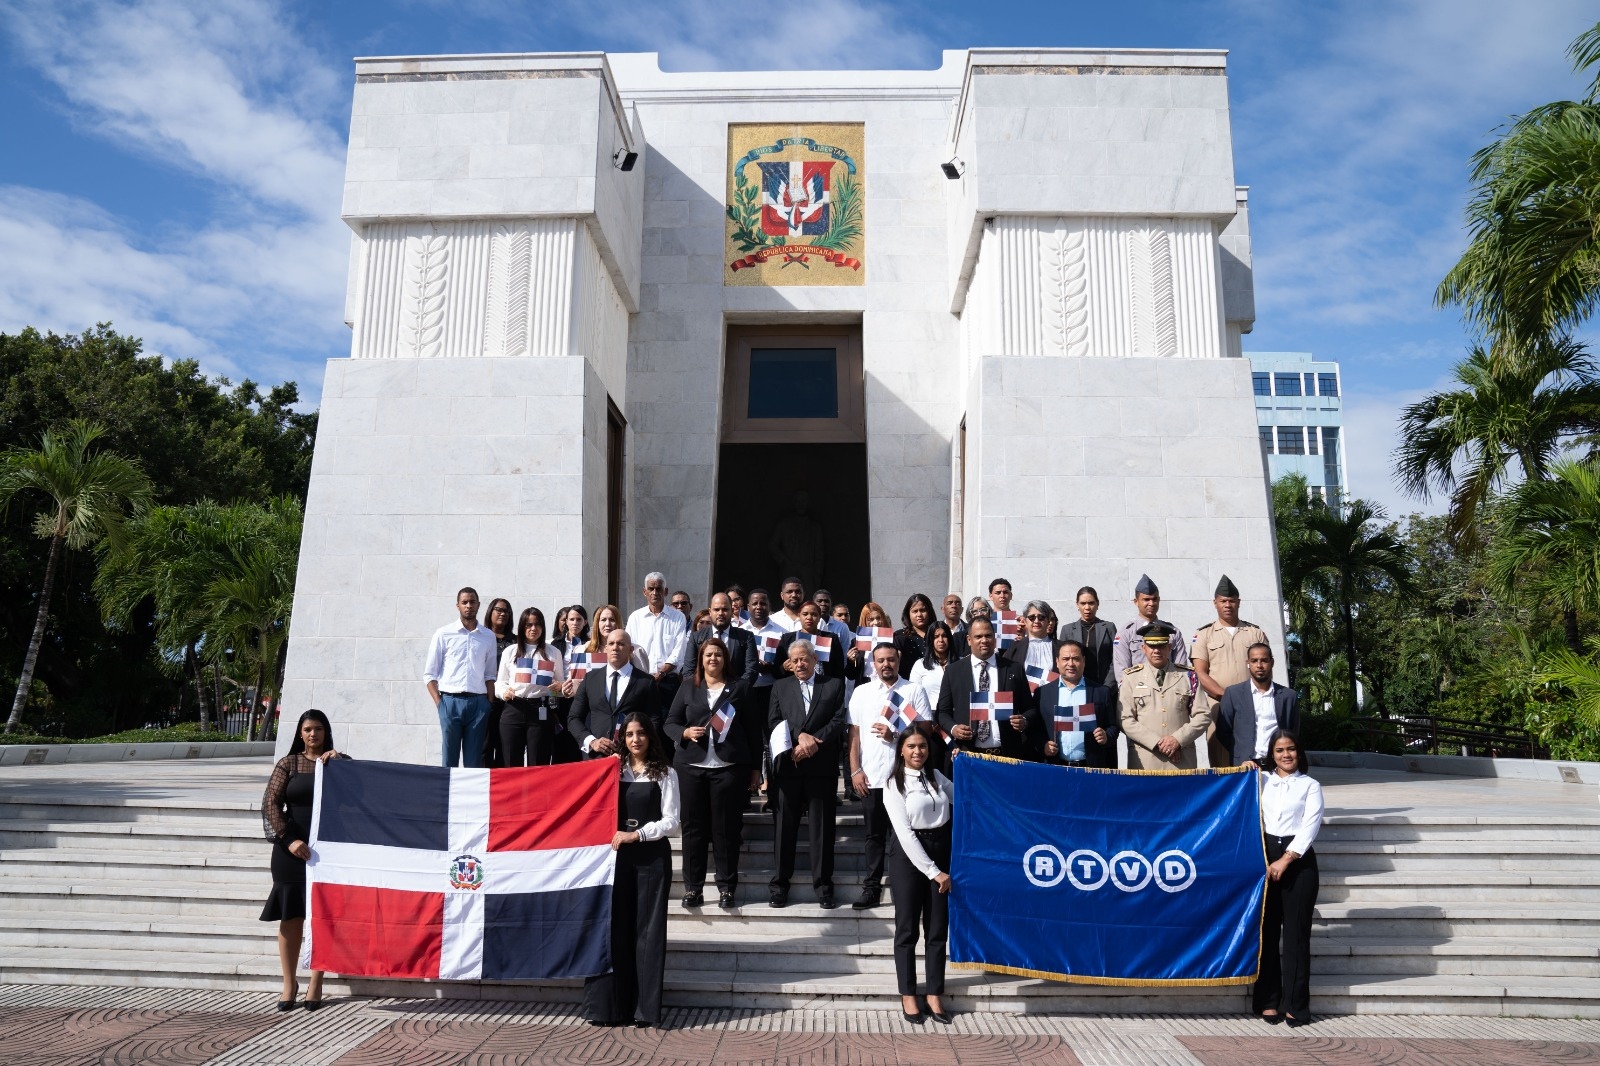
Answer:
[
  {"left": 1394, "top": 337, "right": 1600, "bottom": 545},
  {"left": 1488, "top": 458, "right": 1600, "bottom": 650},
  {"left": 1534, "top": 636, "right": 1600, "bottom": 730},
  {"left": 1281, "top": 500, "right": 1415, "bottom": 714},
  {"left": 1437, "top": 22, "right": 1600, "bottom": 347},
  {"left": 0, "top": 421, "right": 153, "bottom": 734}
]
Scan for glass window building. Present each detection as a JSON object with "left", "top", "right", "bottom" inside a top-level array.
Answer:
[{"left": 1248, "top": 352, "right": 1347, "bottom": 501}]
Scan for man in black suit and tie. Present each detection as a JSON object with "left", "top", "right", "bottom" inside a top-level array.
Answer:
[
  {"left": 1037, "top": 640, "right": 1118, "bottom": 768},
  {"left": 936, "top": 616, "right": 1040, "bottom": 760},
  {"left": 766, "top": 639, "right": 848, "bottom": 909},
  {"left": 685, "top": 593, "right": 759, "bottom": 696},
  {"left": 1216, "top": 642, "right": 1300, "bottom": 767},
  {"left": 567, "top": 629, "right": 662, "bottom": 757}
]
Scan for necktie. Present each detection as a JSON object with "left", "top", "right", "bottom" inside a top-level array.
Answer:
[
  {"left": 609, "top": 671, "right": 620, "bottom": 710},
  {"left": 978, "top": 660, "right": 990, "bottom": 691}
]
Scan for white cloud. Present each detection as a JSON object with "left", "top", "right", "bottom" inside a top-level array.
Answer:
[
  {"left": 0, "top": 0, "right": 349, "bottom": 389},
  {"left": 1340, "top": 386, "right": 1438, "bottom": 520}
]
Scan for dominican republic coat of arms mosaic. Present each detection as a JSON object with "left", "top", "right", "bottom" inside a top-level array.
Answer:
[{"left": 724, "top": 123, "right": 864, "bottom": 286}]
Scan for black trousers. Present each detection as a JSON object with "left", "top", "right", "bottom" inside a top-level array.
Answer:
[
  {"left": 891, "top": 822, "right": 951, "bottom": 996},
  {"left": 500, "top": 698, "right": 556, "bottom": 767},
  {"left": 680, "top": 763, "right": 747, "bottom": 892},
  {"left": 584, "top": 837, "right": 670, "bottom": 1025},
  {"left": 1254, "top": 833, "right": 1319, "bottom": 1017},
  {"left": 861, "top": 787, "right": 888, "bottom": 887},
  {"left": 770, "top": 772, "right": 836, "bottom": 890},
  {"left": 483, "top": 698, "right": 505, "bottom": 767}
]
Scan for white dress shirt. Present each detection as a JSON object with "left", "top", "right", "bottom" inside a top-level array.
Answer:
[
  {"left": 422, "top": 621, "right": 497, "bottom": 694},
  {"left": 691, "top": 683, "right": 731, "bottom": 769},
  {"left": 1251, "top": 681, "right": 1279, "bottom": 758},
  {"left": 848, "top": 677, "right": 931, "bottom": 788},
  {"left": 969, "top": 654, "right": 1001, "bottom": 749},
  {"left": 1259, "top": 770, "right": 1324, "bottom": 856},
  {"left": 621, "top": 765, "right": 681, "bottom": 841},
  {"left": 883, "top": 768, "right": 952, "bottom": 878},
  {"left": 909, "top": 659, "right": 947, "bottom": 714},
  {"left": 773, "top": 610, "right": 803, "bottom": 634},
  {"left": 626, "top": 605, "right": 687, "bottom": 671},
  {"left": 496, "top": 642, "right": 567, "bottom": 718}
]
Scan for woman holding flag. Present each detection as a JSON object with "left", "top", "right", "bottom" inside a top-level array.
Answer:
[
  {"left": 586, "top": 712, "right": 681, "bottom": 1028},
  {"left": 665, "top": 637, "right": 762, "bottom": 909},
  {"left": 496, "top": 607, "right": 567, "bottom": 766},
  {"left": 884, "top": 720, "right": 954, "bottom": 1024}
]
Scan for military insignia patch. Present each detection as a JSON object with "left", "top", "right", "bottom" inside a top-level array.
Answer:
[
  {"left": 725, "top": 123, "right": 864, "bottom": 286},
  {"left": 447, "top": 853, "right": 484, "bottom": 892}
]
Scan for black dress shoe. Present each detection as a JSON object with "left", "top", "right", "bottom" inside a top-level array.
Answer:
[
  {"left": 929, "top": 1010, "right": 953, "bottom": 1025},
  {"left": 276, "top": 999, "right": 295, "bottom": 1012},
  {"left": 682, "top": 891, "right": 704, "bottom": 907},
  {"left": 817, "top": 887, "right": 836, "bottom": 909},
  {"left": 1260, "top": 1011, "right": 1284, "bottom": 1025},
  {"left": 718, "top": 890, "right": 736, "bottom": 909},
  {"left": 852, "top": 887, "right": 881, "bottom": 910},
  {"left": 304, "top": 998, "right": 323, "bottom": 1012},
  {"left": 769, "top": 889, "right": 789, "bottom": 908},
  {"left": 902, "top": 1008, "right": 925, "bottom": 1024},
  {"left": 1284, "top": 1013, "right": 1312, "bottom": 1028}
]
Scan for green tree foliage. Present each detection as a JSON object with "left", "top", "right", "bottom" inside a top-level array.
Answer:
[{"left": 0, "top": 325, "right": 316, "bottom": 736}]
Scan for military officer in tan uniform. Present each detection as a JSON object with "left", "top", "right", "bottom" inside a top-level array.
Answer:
[
  {"left": 1191, "top": 575, "right": 1270, "bottom": 767},
  {"left": 1119, "top": 622, "right": 1209, "bottom": 770}
]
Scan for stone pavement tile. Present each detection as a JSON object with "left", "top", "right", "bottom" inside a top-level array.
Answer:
[
  {"left": 1180, "top": 1036, "right": 1600, "bottom": 1065},
  {"left": 0, "top": 1008, "right": 274, "bottom": 1066}
]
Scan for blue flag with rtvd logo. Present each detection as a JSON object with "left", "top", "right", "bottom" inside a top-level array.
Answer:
[{"left": 948, "top": 752, "right": 1264, "bottom": 986}]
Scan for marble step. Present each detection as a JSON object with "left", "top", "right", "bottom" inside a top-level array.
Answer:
[
  {"left": 0, "top": 847, "right": 267, "bottom": 884},
  {"left": 1317, "top": 871, "right": 1600, "bottom": 904}
]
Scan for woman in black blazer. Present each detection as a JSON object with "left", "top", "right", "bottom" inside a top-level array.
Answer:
[{"left": 664, "top": 637, "right": 762, "bottom": 909}]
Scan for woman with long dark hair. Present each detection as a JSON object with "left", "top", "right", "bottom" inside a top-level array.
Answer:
[
  {"left": 584, "top": 713, "right": 680, "bottom": 1028},
  {"left": 895, "top": 593, "right": 936, "bottom": 680},
  {"left": 884, "top": 719, "right": 953, "bottom": 1024},
  {"left": 260, "top": 709, "right": 350, "bottom": 1011},
  {"left": 482, "top": 598, "right": 515, "bottom": 767},
  {"left": 665, "top": 637, "right": 761, "bottom": 909},
  {"left": 909, "top": 621, "right": 956, "bottom": 713},
  {"left": 497, "top": 606, "right": 568, "bottom": 766},
  {"left": 1255, "top": 728, "right": 1324, "bottom": 1027}
]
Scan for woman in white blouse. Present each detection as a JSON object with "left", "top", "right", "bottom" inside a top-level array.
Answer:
[
  {"left": 1255, "top": 728, "right": 1324, "bottom": 1027},
  {"left": 909, "top": 622, "right": 956, "bottom": 716},
  {"left": 883, "top": 720, "right": 954, "bottom": 1025},
  {"left": 583, "top": 713, "right": 681, "bottom": 1029},
  {"left": 496, "top": 607, "right": 568, "bottom": 766}
]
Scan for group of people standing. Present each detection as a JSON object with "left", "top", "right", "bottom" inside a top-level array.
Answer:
[{"left": 260, "top": 568, "right": 1325, "bottom": 1028}]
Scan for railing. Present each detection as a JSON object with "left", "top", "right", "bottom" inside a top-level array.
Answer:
[{"left": 1352, "top": 713, "right": 1543, "bottom": 760}]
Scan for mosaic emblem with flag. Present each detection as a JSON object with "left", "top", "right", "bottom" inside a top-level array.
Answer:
[
  {"left": 725, "top": 123, "right": 864, "bottom": 285},
  {"left": 306, "top": 758, "right": 616, "bottom": 981}
]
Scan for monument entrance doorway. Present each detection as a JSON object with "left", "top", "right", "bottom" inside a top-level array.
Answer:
[{"left": 712, "top": 325, "right": 870, "bottom": 609}]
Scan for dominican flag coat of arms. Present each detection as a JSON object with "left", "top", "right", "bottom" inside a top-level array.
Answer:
[{"left": 306, "top": 759, "right": 616, "bottom": 981}]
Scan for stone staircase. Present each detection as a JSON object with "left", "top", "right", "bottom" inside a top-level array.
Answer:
[{"left": 1, "top": 762, "right": 1598, "bottom": 1016}]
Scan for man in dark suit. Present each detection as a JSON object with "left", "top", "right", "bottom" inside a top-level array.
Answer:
[
  {"left": 936, "top": 616, "right": 1040, "bottom": 760},
  {"left": 766, "top": 639, "right": 849, "bottom": 908},
  {"left": 1002, "top": 598, "right": 1063, "bottom": 683},
  {"left": 1216, "top": 642, "right": 1300, "bottom": 767},
  {"left": 1037, "top": 640, "right": 1118, "bottom": 768},
  {"left": 684, "top": 593, "right": 759, "bottom": 696},
  {"left": 567, "top": 629, "right": 662, "bottom": 757}
]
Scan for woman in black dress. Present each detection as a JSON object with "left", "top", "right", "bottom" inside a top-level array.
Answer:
[
  {"left": 584, "top": 712, "right": 680, "bottom": 1028},
  {"left": 260, "top": 708, "right": 349, "bottom": 1010},
  {"left": 894, "top": 593, "right": 936, "bottom": 680}
]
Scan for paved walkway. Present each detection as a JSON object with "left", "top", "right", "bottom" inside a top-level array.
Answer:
[{"left": 3, "top": 985, "right": 1599, "bottom": 1065}]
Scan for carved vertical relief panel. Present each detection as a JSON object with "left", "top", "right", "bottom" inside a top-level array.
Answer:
[
  {"left": 1128, "top": 223, "right": 1178, "bottom": 358},
  {"left": 1044, "top": 219, "right": 1089, "bottom": 357},
  {"left": 485, "top": 223, "right": 532, "bottom": 357}
]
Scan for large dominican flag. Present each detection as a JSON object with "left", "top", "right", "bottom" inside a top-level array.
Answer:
[{"left": 307, "top": 759, "right": 616, "bottom": 981}]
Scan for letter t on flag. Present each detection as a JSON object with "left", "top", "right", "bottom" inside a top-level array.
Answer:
[{"left": 307, "top": 759, "right": 617, "bottom": 981}]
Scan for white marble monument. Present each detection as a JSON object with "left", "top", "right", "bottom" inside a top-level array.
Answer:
[{"left": 279, "top": 48, "right": 1286, "bottom": 763}]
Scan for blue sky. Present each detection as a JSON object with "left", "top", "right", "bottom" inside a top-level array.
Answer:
[{"left": 1, "top": 0, "right": 1596, "bottom": 515}]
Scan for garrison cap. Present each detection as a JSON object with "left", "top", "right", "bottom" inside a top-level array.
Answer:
[
  {"left": 1133, "top": 573, "right": 1159, "bottom": 597},
  {"left": 1214, "top": 574, "right": 1240, "bottom": 598},
  {"left": 1137, "top": 622, "right": 1176, "bottom": 645}
]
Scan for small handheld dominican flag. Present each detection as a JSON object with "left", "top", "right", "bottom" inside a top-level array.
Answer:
[
  {"left": 566, "top": 653, "right": 598, "bottom": 681},
  {"left": 882, "top": 688, "right": 916, "bottom": 733},
  {"left": 855, "top": 626, "right": 896, "bottom": 652},
  {"left": 810, "top": 633, "right": 833, "bottom": 663},
  {"left": 1054, "top": 701, "right": 1098, "bottom": 734},
  {"left": 968, "top": 690, "right": 1014, "bottom": 723},
  {"left": 995, "top": 611, "right": 1021, "bottom": 649},
  {"left": 512, "top": 657, "right": 534, "bottom": 685},
  {"left": 307, "top": 759, "right": 616, "bottom": 981},
  {"left": 710, "top": 703, "right": 736, "bottom": 743},
  {"left": 1024, "top": 663, "right": 1059, "bottom": 693},
  {"left": 757, "top": 633, "right": 782, "bottom": 664}
]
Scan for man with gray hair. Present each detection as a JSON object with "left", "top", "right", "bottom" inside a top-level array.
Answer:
[
  {"left": 766, "top": 638, "right": 848, "bottom": 908},
  {"left": 628, "top": 571, "right": 688, "bottom": 705}
]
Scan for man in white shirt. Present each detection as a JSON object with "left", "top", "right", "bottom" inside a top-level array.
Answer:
[
  {"left": 627, "top": 571, "right": 688, "bottom": 705},
  {"left": 773, "top": 577, "right": 806, "bottom": 633},
  {"left": 848, "top": 644, "right": 930, "bottom": 909},
  {"left": 422, "top": 587, "right": 498, "bottom": 767},
  {"left": 1216, "top": 642, "right": 1300, "bottom": 768}
]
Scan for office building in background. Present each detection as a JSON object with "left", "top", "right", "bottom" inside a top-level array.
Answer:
[{"left": 1249, "top": 352, "right": 1347, "bottom": 501}]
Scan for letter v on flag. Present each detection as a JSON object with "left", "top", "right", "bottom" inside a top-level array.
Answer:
[{"left": 307, "top": 759, "right": 617, "bottom": 981}]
